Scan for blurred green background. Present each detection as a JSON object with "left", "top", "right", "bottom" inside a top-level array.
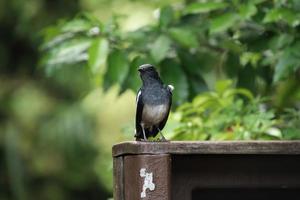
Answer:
[{"left": 1, "top": 0, "right": 300, "bottom": 199}]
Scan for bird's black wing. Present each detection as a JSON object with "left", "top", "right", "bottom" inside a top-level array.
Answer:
[
  {"left": 135, "top": 88, "right": 144, "bottom": 140},
  {"left": 158, "top": 86, "right": 173, "bottom": 131}
]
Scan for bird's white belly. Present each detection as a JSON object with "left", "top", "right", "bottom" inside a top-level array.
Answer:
[{"left": 142, "top": 104, "right": 168, "bottom": 126}]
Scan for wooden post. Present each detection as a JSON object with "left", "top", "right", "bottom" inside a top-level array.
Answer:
[
  {"left": 113, "top": 156, "right": 124, "bottom": 200},
  {"left": 124, "top": 154, "right": 171, "bottom": 200},
  {"left": 113, "top": 154, "right": 171, "bottom": 200},
  {"left": 113, "top": 141, "right": 300, "bottom": 200}
]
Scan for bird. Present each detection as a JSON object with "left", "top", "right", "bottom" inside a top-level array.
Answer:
[{"left": 135, "top": 64, "right": 174, "bottom": 141}]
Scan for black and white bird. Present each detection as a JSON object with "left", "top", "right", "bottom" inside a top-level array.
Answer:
[{"left": 135, "top": 64, "right": 173, "bottom": 141}]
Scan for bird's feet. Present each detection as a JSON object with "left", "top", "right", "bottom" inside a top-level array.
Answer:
[
  {"left": 136, "top": 138, "right": 148, "bottom": 142},
  {"left": 158, "top": 137, "right": 169, "bottom": 142},
  {"left": 152, "top": 135, "right": 169, "bottom": 142},
  {"left": 157, "top": 129, "right": 169, "bottom": 142},
  {"left": 136, "top": 138, "right": 168, "bottom": 142}
]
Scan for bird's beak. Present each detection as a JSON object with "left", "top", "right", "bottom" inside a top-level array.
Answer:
[{"left": 138, "top": 68, "right": 142, "bottom": 72}]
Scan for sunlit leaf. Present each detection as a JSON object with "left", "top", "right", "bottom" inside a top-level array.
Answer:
[
  {"left": 88, "top": 38, "right": 109, "bottom": 74},
  {"left": 223, "top": 88, "right": 254, "bottom": 100},
  {"left": 184, "top": 2, "right": 228, "bottom": 14},
  {"left": 121, "top": 56, "right": 146, "bottom": 92},
  {"left": 210, "top": 13, "right": 239, "bottom": 34},
  {"left": 42, "top": 38, "right": 92, "bottom": 74},
  {"left": 265, "top": 127, "right": 282, "bottom": 138},
  {"left": 263, "top": 8, "right": 300, "bottom": 27},
  {"left": 40, "top": 22, "right": 82, "bottom": 51},
  {"left": 240, "top": 52, "right": 261, "bottom": 67},
  {"left": 274, "top": 52, "right": 300, "bottom": 82},
  {"left": 61, "top": 18, "right": 95, "bottom": 33},
  {"left": 103, "top": 50, "right": 129, "bottom": 90},
  {"left": 160, "top": 59, "right": 189, "bottom": 105},
  {"left": 159, "top": 6, "right": 174, "bottom": 28},
  {"left": 239, "top": 3, "right": 257, "bottom": 19},
  {"left": 215, "top": 79, "right": 233, "bottom": 94},
  {"left": 269, "top": 34, "right": 294, "bottom": 50},
  {"left": 61, "top": 13, "right": 101, "bottom": 33},
  {"left": 150, "top": 35, "right": 172, "bottom": 63},
  {"left": 169, "top": 28, "right": 198, "bottom": 48}
]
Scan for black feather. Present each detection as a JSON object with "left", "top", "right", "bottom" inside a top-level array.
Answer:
[
  {"left": 135, "top": 89, "right": 143, "bottom": 139},
  {"left": 135, "top": 64, "right": 173, "bottom": 141},
  {"left": 158, "top": 86, "right": 172, "bottom": 131}
]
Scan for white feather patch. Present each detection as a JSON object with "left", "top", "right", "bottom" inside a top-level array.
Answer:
[
  {"left": 168, "top": 84, "right": 174, "bottom": 92},
  {"left": 136, "top": 90, "right": 142, "bottom": 103}
]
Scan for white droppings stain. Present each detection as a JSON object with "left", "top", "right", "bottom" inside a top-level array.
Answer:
[{"left": 140, "top": 168, "right": 155, "bottom": 198}]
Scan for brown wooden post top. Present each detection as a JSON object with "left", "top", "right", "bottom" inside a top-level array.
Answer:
[
  {"left": 113, "top": 141, "right": 300, "bottom": 157},
  {"left": 113, "top": 141, "right": 300, "bottom": 200}
]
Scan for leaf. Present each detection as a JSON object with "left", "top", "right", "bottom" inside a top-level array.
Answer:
[
  {"left": 160, "top": 59, "right": 189, "bottom": 105},
  {"left": 240, "top": 52, "right": 261, "bottom": 67},
  {"left": 282, "top": 128, "right": 300, "bottom": 139},
  {"left": 103, "top": 50, "right": 129, "bottom": 90},
  {"left": 215, "top": 80, "right": 233, "bottom": 94},
  {"left": 210, "top": 13, "right": 239, "bottom": 34},
  {"left": 150, "top": 35, "right": 172, "bottom": 63},
  {"left": 253, "top": 0, "right": 267, "bottom": 4},
  {"left": 159, "top": 6, "right": 174, "bottom": 28},
  {"left": 184, "top": 2, "right": 228, "bottom": 14},
  {"left": 169, "top": 28, "right": 198, "bottom": 48},
  {"left": 40, "top": 30, "right": 72, "bottom": 49},
  {"left": 265, "top": 127, "right": 282, "bottom": 138},
  {"left": 263, "top": 8, "right": 300, "bottom": 27},
  {"left": 40, "top": 15, "right": 101, "bottom": 51},
  {"left": 88, "top": 38, "right": 109, "bottom": 74},
  {"left": 41, "top": 30, "right": 75, "bottom": 50},
  {"left": 42, "top": 38, "right": 92, "bottom": 74},
  {"left": 224, "top": 88, "right": 254, "bottom": 100},
  {"left": 263, "top": 9, "right": 279, "bottom": 23},
  {"left": 269, "top": 34, "right": 294, "bottom": 50},
  {"left": 274, "top": 51, "right": 300, "bottom": 82},
  {"left": 239, "top": 3, "right": 257, "bottom": 19},
  {"left": 221, "top": 40, "right": 245, "bottom": 53},
  {"left": 121, "top": 56, "right": 146, "bottom": 92},
  {"left": 61, "top": 19, "right": 94, "bottom": 33},
  {"left": 61, "top": 13, "right": 101, "bottom": 33}
]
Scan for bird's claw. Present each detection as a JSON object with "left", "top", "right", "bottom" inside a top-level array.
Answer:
[{"left": 158, "top": 137, "right": 169, "bottom": 142}]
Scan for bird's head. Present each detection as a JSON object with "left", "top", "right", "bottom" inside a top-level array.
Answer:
[
  {"left": 138, "top": 64, "right": 161, "bottom": 83},
  {"left": 138, "top": 64, "right": 156, "bottom": 74}
]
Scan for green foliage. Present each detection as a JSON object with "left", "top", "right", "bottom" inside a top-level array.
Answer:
[
  {"left": 280, "top": 108, "right": 300, "bottom": 139},
  {"left": 184, "top": 2, "right": 228, "bottom": 14},
  {"left": 169, "top": 80, "right": 300, "bottom": 140},
  {"left": 2, "top": 1, "right": 300, "bottom": 198},
  {"left": 274, "top": 41, "right": 300, "bottom": 82},
  {"left": 40, "top": 13, "right": 102, "bottom": 75},
  {"left": 40, "top": 0, "right": 300, "bottom": 108},
  {"left": 39, "top": 0, "right": 300, "bottom": 145},
  {"left": 150, "top": 35, "right": 172, "bottom": 63},
  {"left": 104, "top": 50, "right": 129, "bottom": 90},
  {"left": 210, "top": 13, "right": 239, "bottom": 34},
  {"left": 169, "top": 80, "right": 278, "bottom": 140},
  {"left": 89, "top": 38, "right": 109, "bottom": 74}
]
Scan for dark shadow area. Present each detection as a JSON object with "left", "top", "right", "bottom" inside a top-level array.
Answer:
[
  {"left": 192, "top": 188, "right": 300, "bottom": 200},
  {"left": 171, "top": 155, "right": 300, "bottom": 200}
]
